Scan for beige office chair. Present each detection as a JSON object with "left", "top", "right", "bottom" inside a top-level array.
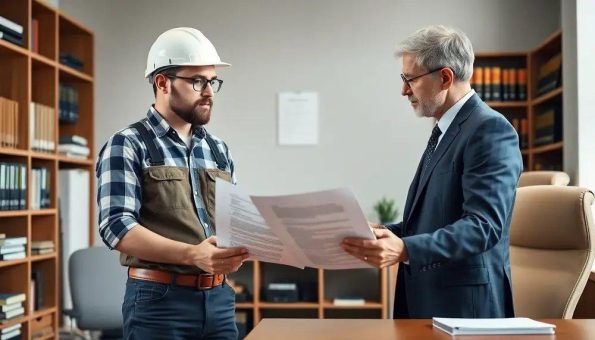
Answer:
[
  {"left": 510, "top": 186, "right": 595, "bottom": 318},
  {"left": 517, "top": 171, "right": 570, "bottom": 187}
]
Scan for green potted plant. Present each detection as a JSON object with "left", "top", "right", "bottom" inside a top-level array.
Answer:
[{"left": 373, "top": 197, "right": 400, "bottom": 224}]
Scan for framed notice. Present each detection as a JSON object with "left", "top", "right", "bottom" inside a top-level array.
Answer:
[{"left": 277, "top": 91, "right": 318, "bottom": 146}]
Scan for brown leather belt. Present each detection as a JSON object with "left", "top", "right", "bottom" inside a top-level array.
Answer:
[{"left": 128, "top": 267, "right": 225, "bottom": 290}]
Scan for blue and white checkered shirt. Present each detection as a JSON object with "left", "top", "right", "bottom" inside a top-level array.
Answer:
[{"left": 96, "top": 106, "right": 236, "bottom": 249}]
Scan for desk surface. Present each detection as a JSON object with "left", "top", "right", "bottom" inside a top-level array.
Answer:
[{"left": 245, "top": 319, "right": 595, "bottom": 340}]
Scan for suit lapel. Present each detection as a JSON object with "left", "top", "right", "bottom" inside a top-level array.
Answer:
[{"left": 404, "top": 94, "right": 482, "bottom": 225}]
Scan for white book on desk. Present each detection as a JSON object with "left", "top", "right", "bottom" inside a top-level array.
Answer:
[{"left": 432, "top": 317, "right": 556, "bottom": 335}]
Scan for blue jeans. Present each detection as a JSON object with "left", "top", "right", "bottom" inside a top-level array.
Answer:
[{"left": 122, "top": 277, "right": 238, "bottom": 339}]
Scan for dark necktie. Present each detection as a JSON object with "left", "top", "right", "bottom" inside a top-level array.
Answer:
[{"left": 420, "top": 125, "right": 442, "bottom": 179}]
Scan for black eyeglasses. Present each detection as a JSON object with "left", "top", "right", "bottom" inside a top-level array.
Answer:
[
  {"left": 165, "top": 74, "right": 223, "bottom": 93},
  {"left": 400, "top": 67, "right": 444, "bottom": 87}
]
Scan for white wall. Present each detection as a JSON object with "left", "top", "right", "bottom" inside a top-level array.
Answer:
[
  {"left": 60, "top": 0, "right": 560, "bottom": 228},
  {"left": 562, "top": 0, "right": 595, "bottom": 191}
]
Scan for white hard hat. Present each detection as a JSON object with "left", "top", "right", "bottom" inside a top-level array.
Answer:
[{"left": 145, "top": 27, "right": 230, "bottom": 79}]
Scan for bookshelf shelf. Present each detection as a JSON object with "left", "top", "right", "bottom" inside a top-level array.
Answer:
[
  {"left": 58, "top": 64, "right": 93, "bottom": 83},
  {"left": 31, "top": 307, "right": 56, "bottom": 319},
  {"left": 30, "top": 209, "right": 57, "bottom": 216},
  {"left": 0, "top": 259, "right": 27, "bottom": 269},
  {"left": 258, "top": 302, "right": 319, "bottom": 309},
  {"left": 485, "top": 101, "right": 528, "bottom": 108},
  {"left": 532, "top": 141, "right": 564, "bottom": 155},
  {"left": 30, "top": 53, "right": 54, "bottom": 68},
  {"left": 0, "top": 211, "right": 28, "bottom": 218},
  {"left": 230, "top": 262, "right": 389, "bottom": 336},
  {"left": 236, "top": 303, "right": 255, "bottom": 309},
  {"left": 31, "top": 253, "right": 57, "bottom": 263},
  {"left": 31, "top": 152, "right": 56, "bottom": 161},
  {"left": 476, "top": 30, "right": 563, "bottom": 172},
  {"left": 532, "top": 87, "right": 562, "bottom": 106},
  {"left": 0, "top": 1, "right": 94, "bottom": 338},
  {"left": 57, "top": 156, "right": 93, "bottom": 166},
  {"left": 322, "top": 301, "right": 384, "bottom": 309}
]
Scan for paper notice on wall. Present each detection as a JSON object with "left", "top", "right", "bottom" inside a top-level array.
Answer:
[{"left": 278, "top": 91, "right": 318, "bottom": 145}]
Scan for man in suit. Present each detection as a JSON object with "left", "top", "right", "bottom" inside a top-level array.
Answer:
[{"left": 342, "top": 25, "right": 522, "bottom": 318}]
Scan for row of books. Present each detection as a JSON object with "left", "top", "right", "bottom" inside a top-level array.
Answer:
[
  {"left": 31, "top": 167, "right": 51, "bottom": 210},
  {"left": 59, "top": 84, "right": 80, "bottom": 123},
  {"left": 0, "top": 163, "right": 26, "bottom": 211},
  {"left": 59, "top": 134, "right": 90, "bottom": 159},
  {"left": 30, "top": 102, "right": 56, "bottom": 152},
  {"left": 0, "top": 292, "right": 26, "bottom": 324},
  {"left": 0, "top": 236, "right": 26, "bottom": 262},
  {"left": 0, "top": 97, "right": 20, "bottom": 149},
  {"left": 534, "top": 105, "right": 562, "bottom": 147},
  {"left": 537, "top": 53, "right": 562, "bottom": 96},
  {"left": 0, "top": 15, "right": 24, "bottom": 47},
  {"left": 31, "top": 240, "right": 55, "bottom": 256},
  {"left": 472, "top": 67, "right": 527, "bottom": 102}
]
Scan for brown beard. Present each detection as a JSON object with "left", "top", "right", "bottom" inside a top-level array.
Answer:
[{"left": 169, "top": 85, "right": 213, "bottom": 127}]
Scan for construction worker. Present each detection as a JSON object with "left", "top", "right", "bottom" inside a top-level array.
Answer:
[{"left": 96, "top": 27, "right": 249, "bottom": 339}]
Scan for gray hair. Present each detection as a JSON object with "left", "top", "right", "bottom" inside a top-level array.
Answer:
[{"left": 395, "top": 25, "right": 474, "bottom": 81}]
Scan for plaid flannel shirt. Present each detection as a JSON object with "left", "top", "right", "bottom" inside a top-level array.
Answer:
[{"left": 96, "top": 106, "right": 236, "bottom": 249}]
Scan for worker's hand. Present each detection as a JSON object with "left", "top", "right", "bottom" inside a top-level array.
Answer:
[
  {"left": 188, "top": 236, "right": 249, "bottom": 275},
  {"left": 342, "top": 228, "right": 408, "bottom": 268},
  {"left": 368, "top": 222, "right": 384, "bottom": 231}
]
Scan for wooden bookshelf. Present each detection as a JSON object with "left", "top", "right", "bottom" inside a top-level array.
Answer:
[
  {"left": 0, "top": 1, "right": 94, "bottom": 339},
  {"left": 475, "top": 30, "right": 563, "bottom": 171},
  {"left": 229, "top": 260, "right": 390, "bottom": 337}
]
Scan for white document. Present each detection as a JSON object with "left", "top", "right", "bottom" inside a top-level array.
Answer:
[
  {"left": 216, "top": 179, "right": 374, "bottom": 269},
  {"left": 278, "top": 91, "right": 318, "bottom": 145},
  {"left": 432, "top": 317, "right": 556, "bottom": 335}
]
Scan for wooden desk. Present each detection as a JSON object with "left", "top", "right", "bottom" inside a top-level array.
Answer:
[{"left": 245, "top": 319, "right": 595, "bottom": 340}]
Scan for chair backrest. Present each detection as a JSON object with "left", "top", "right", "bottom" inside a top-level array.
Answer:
[
  {"left": 517, "top": 171, "right": 570, "bottom": 187},
  {"left": 68, "top": 246, "right": 127, "bottom": 330},
  {"left": 510, "top": 186, "right": 595, "bottom": 318}
]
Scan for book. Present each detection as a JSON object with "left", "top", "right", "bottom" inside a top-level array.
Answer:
[
  {"left": 31, "top": 248, "right": 54, "bottom": 255},
  {"left": 59, "top": 134, "right": 88, "bottom": 146},
  {"left": 0, "top": 237, "right": 26, "bottom": 247},
  {"left": 483, "top": 67, "right": 492, "bottom": 101},
  {"left": 0, "top": 245, "right": 25, "bottom": 255},
  {"left": 58, "top": 143, "right": 90, "bottom": 156},
  {"left": 0, "top": 16, "right": 23, "bottom": 35},
  {"left": 31, "top": 270, "right": 43, "bottom": 310},
  {"left": 0, "top": 252, "right": 25, "bottom": 261},
  {"left": 333, "top": 297, "right": 365, "bottom": 306},
  {"left": 31, "top": 240, "right": 54, "bottom": 249},
  {"left": 490, "top": 66, "right": 501, "bottom": 101},
  {"left": 0, "top": 302, "right": 22, "bottom": 313},
  {"left": 1, "top": 323, "right": 21, "bottom": 334},
  {"left": 0, "top": 307, "right": 24, "bottom": 320},
  {"left": 0, "top": 293, "right": 25, "bottom": 306},
  {"left": 0, "top": 32, "right": 23, "bottom": 47},
  {"left": 0, "top": 329, "right": 20, "bottom": 340},
  {"left": 433, "top": 317, "right": 555, "bottom": 335}
]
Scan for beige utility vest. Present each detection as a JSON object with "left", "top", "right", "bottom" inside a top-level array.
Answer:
[{"left": 119, "top": 119, "right": 231, "bottom": 274}]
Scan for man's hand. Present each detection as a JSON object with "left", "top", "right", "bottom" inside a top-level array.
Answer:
[
  {"left": 187, "top": 236, "right": 250, "bottom": 275},
  {"left": 341, "top": 228, "right": 408, "bottom": 268}
]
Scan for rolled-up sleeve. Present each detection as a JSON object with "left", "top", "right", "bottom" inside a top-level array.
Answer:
[{"left": 96, "top": 133, "right": 143, "bottom": 249}]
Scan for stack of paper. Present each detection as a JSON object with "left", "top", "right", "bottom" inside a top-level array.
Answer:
[{"left": 432, "top": 317, "right": 556, "bottom": 335}]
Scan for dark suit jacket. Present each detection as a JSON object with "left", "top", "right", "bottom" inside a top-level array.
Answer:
[{"left": 386, "top": 93, "right": 522, "bottom": 318}]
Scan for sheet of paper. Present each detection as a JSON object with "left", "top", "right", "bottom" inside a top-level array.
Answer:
[
  {"left": 251, "top": 188, "right": 375, "bottom": 269},
  {"left": 278, "top": 91, "right": 318, "bottom": 145},
  {"left": 216, "top": 180, "right": 304, "bottom": 268}
]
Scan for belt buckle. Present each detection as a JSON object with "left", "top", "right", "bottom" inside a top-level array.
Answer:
[{"left": 198, "top": 273, "right": 215, "bottom": 290}]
